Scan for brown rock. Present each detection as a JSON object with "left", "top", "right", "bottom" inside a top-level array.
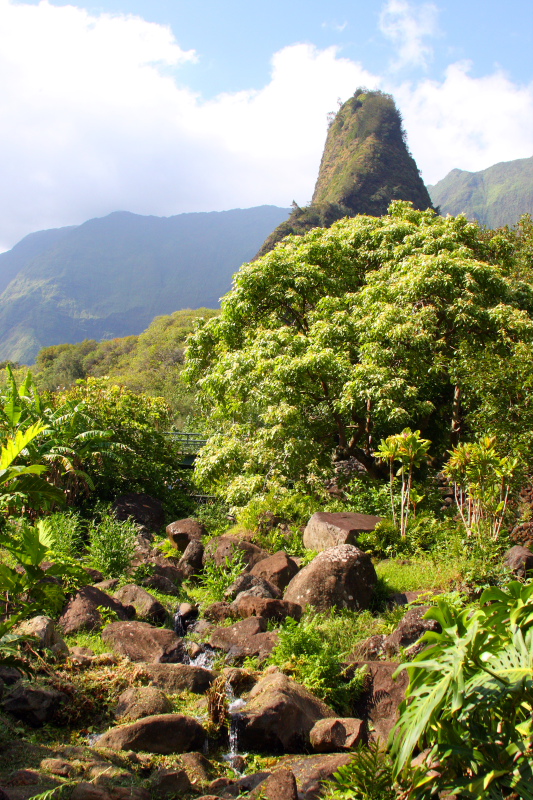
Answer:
[
  {"left": 166, "top": 518, "right": 206, "bottom": 551},
  {"left": 203, "top": 535, "right": 268, "bottom": 571},
  {"left": 203, "top": 601, "right": 237, "bottom": 623},
  {"left": 234, "top": 595, "right": 302, "bottom": 623},
  {"left": 303, "top": 512, "right": 382, "bottom": 551},
  {"left": 257, "top": 769, "right": 298, "bottom": 800},
  {"left": 250, "top": 551, "right": 300, "bottom": 592},
  {"left": 151, "top": 768, "right": 192, "bottom": 796},
  {"left": 2, "top": 685, "right": 65, "bottom": 727},
  {"left": 141, "top": 574, "right": 180, "bottom": 596},
  {"left": 94, "top": 579, "right": 120, "bottom": 592},
  {"left": 140, "top": 663, "right": 215, "bottom": 693},
  {"left": 239, "top": 672, "right": 336, "bottom": 753},
  {"left": 102, "top": 621, "right": 186, "bottom": 664},
  {"left": 59, "top": 586, "right": 134, "bottom": 635},
  {"left": 113, "top": 493, "right": 165, "bottom": 534},
  {"left": 179, "top": 752, "right": 214, "bottom": 783},
  {"left": 222, "top": 667, "right": 257, "bottom": 695},
  {"left": 96, "top": 713, "right": 206, "bottom": 754},
  {"left": 5, "top": 769, "right": 40, "bottom": 785},
  {"left": 113, "top": 585, "right": 167, "bottom": 625},
  {"left": 352, "top": 661, "right": 409, "bottom": 741},
  {"left": 288, "top": 753, "right": 353, "bottom": 799},
  {"left": 210, "top": 617, "right": 278, "bottom": 660},
  {"left": 70, "top": 784, "right": 109, "bottom": 800},
  {"left": 284, "top": 545, "right": 377, "bottom": 612},
  {"left": 505, "top": 545, "right": 533, "bottom": 578},
  {"left": 352, "top": 634, "right": 386, "bottom": 661},
  {"left": 40, "top": 758, "right": 77, "bottom": 777},
  {"left": 384, "top": 606, "right": 440, "bottom": 656},
  {"left": 225, "top": 573, "right": 281, "bottom": 600},
  {"left": 309, "top": 717, "right": 365, "bottom": 752},
  {"left": 178, "top": 539, "right": 205, "bottom": 577},
  {"left": 114, "top": 686, "right": 171, "bottom": 721},
  {"left": 149, "top": 558, "right": 183, "bottom": 586}
]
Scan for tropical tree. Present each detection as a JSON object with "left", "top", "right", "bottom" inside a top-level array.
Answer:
[{"left": 185, "top": 202, "right": 533, "bottom": 508}]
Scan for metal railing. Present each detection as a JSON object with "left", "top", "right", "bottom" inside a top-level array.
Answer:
[{"left": 165, "top": 432, "right": 208, "bottom": 454}]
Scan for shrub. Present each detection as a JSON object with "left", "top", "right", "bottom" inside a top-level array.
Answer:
[
  {"left": 44, "top": 511, "right": 84, "bottom": 559},
  {"left": 197, "top": 550, "right": 247, "bottom": 602},
  {"left": 325, "top": 742, "right": 395, "bottom": 800},
  {"left": 87, "top": 513, "right": 137, "bottom": 578}
]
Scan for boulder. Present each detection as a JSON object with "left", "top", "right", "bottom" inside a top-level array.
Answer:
[
  {"left": 250, "top": 769, "right": 298, "bottom": 800},
  {"left": 505, "top": 545, "right": 533, "bottom": 578},
  {"left": 203, "top": 601, "right": 237, "bottom": 623},
  {"left": 166, "top": 518, "right": 206, "bottom": 552},
  {"left": 140, "top": 664, "right": 215, "bottom": 694},
  {"left": 203, "top": 535, "right": 268, "bottom": 571},
  {"left": 113, "top": 493, "right": 165, "bottom": 534},
  {"left": 173, "top": 602, "right": 199, "bottom": 635},
  {"left": 2, "top": 685, "right": 65, "bottom": 727},
  {"left": 249, "top": 551, "right": 300, "bottom": 592},
  {"left": 384, "top": 606, "right": 440, "bottom": 656},
  {"left": 149, "top": 558, "right": 184, "bottom": 586},
  {"left": 113, "top": 585, "right": 167, "bottom": 625},
  {"left": 283, "top": 545, "right": 377, "bottom": 612},
  {"left": 141, "top": 574, "right": 180, "bottom": 596},
  {"left": 59, "top": 586, "right": 134, "bottom": 635},
  {"left": 102, "top": 621, "right": 186, "bottom": 664},
  {"left": 225, "top": 573, "right": 281, "bottom": 601},
  {"left": 352, "top": 634, "right": 386, "bottom": 661},
  {"left": 287, "top": 753, "right": 354, "bottom": 800},
  {"left": 179, "top": 752, "right": 214, "bottom": 784},
  {"left": 238, "top": 672, "right": 336, "bottom": 753},
  {"left": 40, "top": 758, "right": 77, "bottom": 777},
  {"left": 234, "top": 595, "right": 302, "bottom": 623},
  {"left": 151, "top": 768, "right": 192, "bottom": 797},
  {"left": 178, "top": 540, "right": 205, "bottom": 578},
  {"left": 114, "top": 686, "right": 172, "bottom": 721},
  {"left": 351, "top": 661, "right": 409, "bottom": 741},
  {"left": 309, "top": 717, "right": 365, "bottom": 752},
  {"left": 96, "top": 714, "right": 205, "bottom": 754},
  {"left": 210, "top": 617, "right": 278, "bottom": 660},
  {"left": 17, "top": 615, "right": 68, "bottom": 654},
  {"left": 303, "top": 512, "right": 382, "bottom": 551}
]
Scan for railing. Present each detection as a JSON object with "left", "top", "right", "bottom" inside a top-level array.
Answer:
[{"left": 165, "top": 432, "right": 208, "bottom": 468}]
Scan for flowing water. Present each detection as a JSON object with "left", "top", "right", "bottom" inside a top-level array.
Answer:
[{"left": 224, "top": 682, "right": 247, "bottom": 773}]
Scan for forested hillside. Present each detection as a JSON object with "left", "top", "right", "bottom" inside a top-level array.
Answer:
[
  {"left": 0, "top": 205, "right": 289, "bottom": 365},
  {"left": 428, "top": 155, "right": 533, "bottom": 227}
]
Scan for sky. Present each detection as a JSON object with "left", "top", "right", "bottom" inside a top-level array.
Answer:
[{"left": 0, "top": 0, "right": 532, "bottom": 250}]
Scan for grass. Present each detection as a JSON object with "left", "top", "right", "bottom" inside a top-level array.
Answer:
[{"left": 375, "top": 557, "right": 462, "bottom": 592}]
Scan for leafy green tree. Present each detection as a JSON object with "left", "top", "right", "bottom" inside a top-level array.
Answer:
[{"left": 185, "top": 202, "right": 533, "bottom": 508}]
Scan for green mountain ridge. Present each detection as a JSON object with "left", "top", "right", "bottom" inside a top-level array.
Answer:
[
  {"left": 428, "top": 156, "right": 533, "bottom": 227},
  {"left": 257, "top": 89, "right": 433, "bottom": 256},
  {"left": 0, "top": 206, "right": 290, "bottom": 364}
]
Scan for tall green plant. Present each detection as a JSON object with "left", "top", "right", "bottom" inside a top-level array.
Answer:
[
  {"left": 391, "top": 582, "right": 533, "bottom": 799},
  {"left": 377, "top": 429, "right": 431, "bottom": 537}
]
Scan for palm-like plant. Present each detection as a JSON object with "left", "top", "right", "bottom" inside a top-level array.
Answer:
[{"left": 391, "top": 582, "right": 533, "bottom": 799}]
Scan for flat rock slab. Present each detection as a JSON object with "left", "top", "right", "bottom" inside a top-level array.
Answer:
[
  {"left": 102, "top": 621, "right": 185, "bottom": 664},
  {"left": 96, "top": 713, "right": 205, "bottom": 754},
  {"left": 303, "top": 512, "right": 382, "bottom": 551},
  {"left": 210, "top": 617, "right": 278, "bottom": 660}
]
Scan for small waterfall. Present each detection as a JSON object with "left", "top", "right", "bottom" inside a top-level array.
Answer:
[
  {"left": 224, "top": 682, "right": 247, "bottom": 773},
  {"left": 189, "top": 646, "right": 216, "bottom": 669}
]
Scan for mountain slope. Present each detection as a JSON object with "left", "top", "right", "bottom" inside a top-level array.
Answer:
[
  {"left": 0, "top": 205, "right": 290, "bottom": 364},
  {"left": 257, "top": 90, "right": 433, "bottom": 256},
  {"left": 428, "top": 157, "right": 533, "bottom": 228}
]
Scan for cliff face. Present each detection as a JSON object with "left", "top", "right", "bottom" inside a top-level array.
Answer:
[{"left": 257, "top": 90, "right": 433, "bottom": 257}]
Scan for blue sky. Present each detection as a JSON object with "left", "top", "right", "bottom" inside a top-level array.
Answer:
[{"left": 0, "top": 0, "right": 532, "bottom": 249}]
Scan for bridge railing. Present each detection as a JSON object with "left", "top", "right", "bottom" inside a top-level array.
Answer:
[{"left": 165, "top": 432, "right": 208, "bottom": 455}]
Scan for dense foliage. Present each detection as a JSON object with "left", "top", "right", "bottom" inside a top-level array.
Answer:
[{"left": 186, "top": 202, "right": 533, "bottom": 509}]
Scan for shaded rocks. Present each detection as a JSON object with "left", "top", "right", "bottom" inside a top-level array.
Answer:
[
  {"left": 225, "top": 573, "right": 281, "bottom": 601},
  {"left": 166, "top": 518, "right": 206, "bottom": 552},
  {"left": 284, "top": 545, "right": 377, "bottom": 612},
  {"left": 140, "top": 574, "right": 180, "bottom": 596},
  {"left": 384, "top": 606, "right": 440, "bottom": 656},
  {"left": 17, "top": 615, "right": 68, "bottom": 655},
  {"left": 288, "top": 753, "right": 353, "bottom": 800},
  {"left": 114, "top": 687, "right": 172, "bottom": 721},
  {"left": 102, "top": 621, "right": 186, "bottom": 664},
  {"left": 309, "top": 717, "right": 365, "bottom": 752},
  {"left": 113, "top": 493, "right": 165, "bottom": 535},
  {"left": 303, "top": 512, "right": 382, "bottom": 551},
  {"left": 59, "top": 586, "right": 134, "bottom": 635},
  {"left": 239, "top": 672, "right": 336, "bottom": 753},
  {"left": 210, "top": 617, "right": 278, "bottom": 661},
  {"left": 97, "top": 713, "right": 205, "bottom": 754},
  {"left": 2, "top": 684, "right": 65, "bottom": 727},
  {"left": 113, "top": 585, "right": 167, "bottom": 625},
  {"left": 177, "top": 540, "right": 205, "bottom": 578},
  {"left": 249, "top": 551, "right": 300, "bottom": 592},
  {"left": 203, "top": 601, "right": 237, "bottom": 624},
  {"left": 151, "top": 768, "right": 192, "bottom": 797},
  {"left": 140, "top": 663, "right": 215, "bottom": 694},
  {"left": 505, "top": 545, "right": 533, "bottom": 578},
  {"left": 352, "top": 661, "right": 409, "bottom": 741},
  {"left": 250, "top": 769, "right": 298, "bottom": 800},
  {"left": 203, "top": 535, "right": 268, "bottom": 571}
]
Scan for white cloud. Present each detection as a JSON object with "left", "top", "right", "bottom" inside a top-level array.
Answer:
[
  {"left": 379, "top": 0, "right": 440, "bottom": 70},
  {"left": 393, "top": 63, "right": 533, "bottom": 184},
  {"left": 0, "top": 1, "right": 531, "bottom": 250}
]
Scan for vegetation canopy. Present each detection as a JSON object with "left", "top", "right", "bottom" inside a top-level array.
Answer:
[{"left": 185, "top": 202, "right": 533, "bottom": 509}]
